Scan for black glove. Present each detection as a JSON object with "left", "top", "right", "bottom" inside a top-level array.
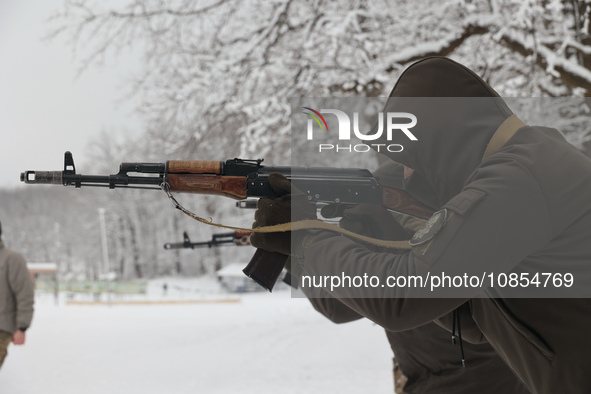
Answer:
[{"left": 250, "top": 173, "right": 316, "bottom": 255}]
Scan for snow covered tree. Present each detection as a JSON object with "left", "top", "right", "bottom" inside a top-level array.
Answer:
[{"left": 47, "top": 0, "right": 591, "bottom": 158}]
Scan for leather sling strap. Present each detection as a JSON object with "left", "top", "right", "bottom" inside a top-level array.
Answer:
[{"left": 483, "top": 114, "right": 526, "bottom": 160}]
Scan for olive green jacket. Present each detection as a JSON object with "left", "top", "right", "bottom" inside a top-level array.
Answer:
[
  {"left": 0, "top": 241, "right": 35, "bottom": 333},
  {"left": 296, "top": 57, "right": 591, "bottom": 393},
  {"left": 305, "top": 160, "right": 528, "bottom": 393},
  {"left": 308, "top": 296, "right": 529, "bottom": 393}
]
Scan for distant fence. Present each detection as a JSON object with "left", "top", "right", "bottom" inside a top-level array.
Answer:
[{"left": 35, "top": 280, "right": 147, "bottom": 295}]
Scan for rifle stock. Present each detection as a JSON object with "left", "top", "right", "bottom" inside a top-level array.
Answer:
[{"left": 382, "top": 187, "right": 433, "bottom": 220}]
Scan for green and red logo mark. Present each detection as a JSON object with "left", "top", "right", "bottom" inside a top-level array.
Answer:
[{"left": 302, "top": 107, "right": 329, "bottom": 138}]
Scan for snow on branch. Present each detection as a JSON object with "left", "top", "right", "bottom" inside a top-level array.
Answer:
[
  {"left": 382, "top": 24, "right": 488, "bottom": 73},
  {"left": 107, "top": 0, "right": 231, "bottom": 19},
  {"left": 563, "top": 38, "right": 591, "bottom": 56},
  {"left": 490, "top": 26, "right": 591, "bottom": 93},
  {"left": 379, "top": 14, "right": 591, "bottom": 94}
]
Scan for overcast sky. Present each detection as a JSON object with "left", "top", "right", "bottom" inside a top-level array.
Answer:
[{"left": 0, "top": 1, "right": 141, "bottom": 188}]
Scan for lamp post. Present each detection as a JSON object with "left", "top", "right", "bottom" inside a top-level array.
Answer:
[{"left": 98, "top": 208, "right": 111, "bottom": 307}]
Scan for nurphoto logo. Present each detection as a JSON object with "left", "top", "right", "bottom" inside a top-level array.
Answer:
[{"left": 302, "top": 107, "right": 417, "bottom": 153}]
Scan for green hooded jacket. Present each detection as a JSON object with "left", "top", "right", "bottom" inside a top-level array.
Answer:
[{"left": 296, "top": 57, "right": 591, "bottom": 393}]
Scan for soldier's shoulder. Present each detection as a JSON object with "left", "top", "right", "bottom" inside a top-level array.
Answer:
[{"left": 1, "top": 246, "right": 27, "bottom": 265}]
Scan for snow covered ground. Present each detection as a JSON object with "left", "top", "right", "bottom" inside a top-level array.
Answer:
[{"left": 0, "top": 277, "right": 393, "bottom": 393}]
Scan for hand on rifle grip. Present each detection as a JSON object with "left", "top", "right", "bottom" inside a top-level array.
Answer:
[
  {"left": 245, "top": 173, "right": 317, "bottom": 291},
  {"left": 250, "top": 173, "right": 316, "bottom": 256}
]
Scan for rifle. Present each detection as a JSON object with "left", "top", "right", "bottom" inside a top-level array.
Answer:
[
  {"left": 21, "top": 151, "right": 434, "bottom": 291},
  {"left": 164, "top": 231, "right": 251, "bottom": 250},
  {"left": 165, "top": 230, "right": 297, "bottom": 288}
]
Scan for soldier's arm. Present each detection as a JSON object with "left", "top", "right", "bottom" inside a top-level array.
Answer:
[
  {"left": 7, "top": 252, "right": 35, "bottom": 332},
  {"left": 296, "top": 159, "right": 552, "bottom": 331},
  {"left": 307, "top": 295, "right": 364, "bottom": 324}
]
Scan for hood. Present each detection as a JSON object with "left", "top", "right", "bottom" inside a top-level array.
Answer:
[{"left": 373, "top": 57, "right": 513, "bottom": 206}]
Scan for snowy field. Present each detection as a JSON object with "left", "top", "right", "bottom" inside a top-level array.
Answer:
[{"left": 0, "top": 277, "right": 393, "bottom": 393}]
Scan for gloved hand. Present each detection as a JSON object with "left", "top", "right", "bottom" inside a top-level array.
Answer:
[
  {"left": 250, "top": 173, "right": 316, "bottom": 255},
  {"left": 339, "top": 204, "right": 413, "bottom": 250}
]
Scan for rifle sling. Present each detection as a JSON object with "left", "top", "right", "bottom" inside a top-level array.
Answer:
[
  {"left": 164, "top": 114, "right": 526, "bottom": 251},
  {"left": 482, "top": 114, "right": 526, "bottom": 160}
]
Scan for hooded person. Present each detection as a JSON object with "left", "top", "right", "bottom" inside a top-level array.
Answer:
[
  {"left": 251, "top": 57, "right": 591, "bottom": 393},
  {"left": 301, "top": 161, "right": 529, "bottom": 394}
]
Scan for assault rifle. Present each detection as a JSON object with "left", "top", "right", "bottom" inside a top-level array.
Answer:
[
  {"left": 164, "top": 230, "right": 296, "bottom": 288},
  {"left": 164, "top": 231, "right": 251, "bottom": 250},
  {"left": 21, "top": 151, "right": 434, "bottom": 291}
]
